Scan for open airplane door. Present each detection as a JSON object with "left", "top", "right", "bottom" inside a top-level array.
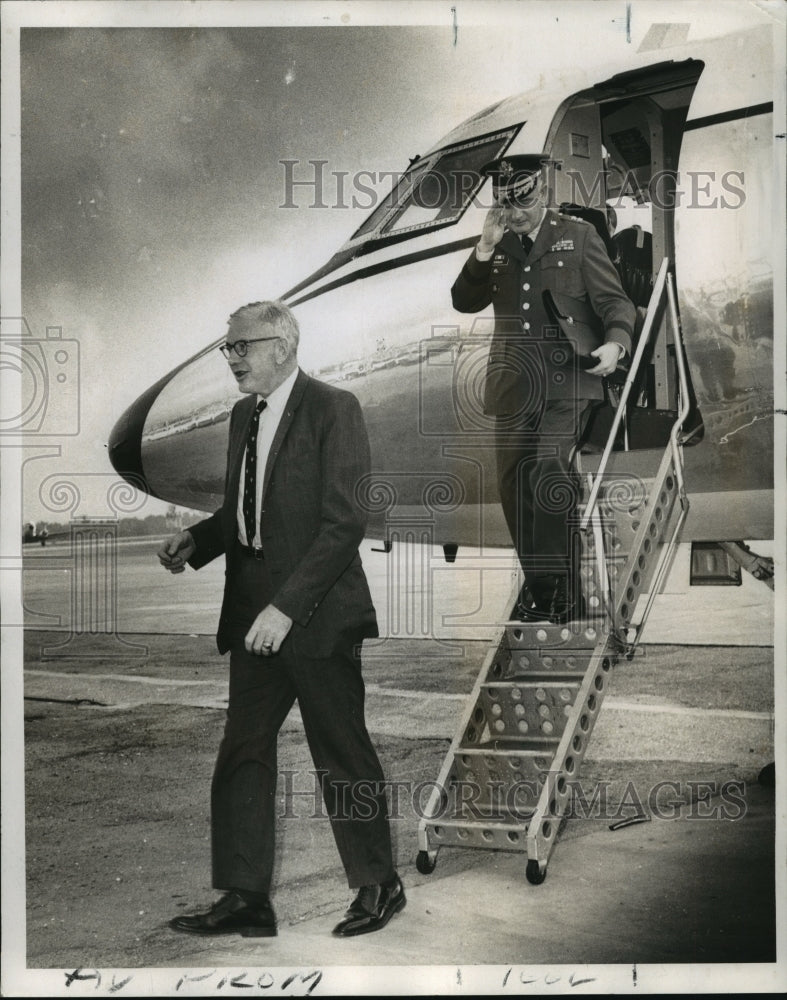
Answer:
[
  {"left": 543, "top": 59, "right": 705, "bottom": 447},
  {"left": 540, "top": 51, "right": 773, "bottom": 543}
]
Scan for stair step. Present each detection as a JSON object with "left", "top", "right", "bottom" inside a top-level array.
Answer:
[
  {"left": 472, "top": 681, "right": 581, "bottom": 742},
  {"left": 488, "top": 644, "right": 596, "bottom": 680},
  {"left": 504, "top": 621, "right": 609, "bottom": 651},
  {"left": 418, "top": 268, "right": 689, "bottom": 878},
  {"left": 448, "top": 748, "right": 555, "bottom": 812},
  {"left": 459, "top": 728, "right": 561, "bottom": 750},
  {"left": 422, "top": 814, "right": 533, "bottom": 852}
]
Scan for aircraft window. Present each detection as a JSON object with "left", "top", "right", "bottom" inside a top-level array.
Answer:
[
  {"left": 381, "top": 133, "right": 513, "bottom": 235},
  {"left": 349, "top": 128, "right": 518, "bottom": 244},
  {"left": 352, "top": 160, "right": 432, "bottom": 239}
]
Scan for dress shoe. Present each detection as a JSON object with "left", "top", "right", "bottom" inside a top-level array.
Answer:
[
  {"left": 515, "top": 577, "right": 586, "bottom": 624},
  {"left": 548, "top": 578, "right": 586, "bottom": 624},
  {"left": 332, "top": 874, "right": 406, "bottom": 937},
  {"left": 169, "top": 890, "right": 277, "bottom": 937},
  {"left": 514, "top": 580, "right": 555, "bottom": 623},
  {"left": 514, "top": 595, "right": 553, "bottom": 623}
]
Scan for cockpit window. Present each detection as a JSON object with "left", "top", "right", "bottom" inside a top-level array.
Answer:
[
  {"left": 348, "top": 127, "right": 520, "bottom": 245},
  {"left": 351, "top": 160, "right": 433, "bottom": 240}
]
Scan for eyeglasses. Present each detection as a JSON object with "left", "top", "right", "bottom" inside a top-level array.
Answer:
[{"left": 218, "top": 336, "right": 279, "bottom": 359}]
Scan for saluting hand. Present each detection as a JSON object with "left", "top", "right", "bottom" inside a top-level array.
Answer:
[
  {"left": 477, "top": 203, "right": 506, "bottom": 253},
  {"left": 157, "top": 530, "right": 196, "bottom": 574},
  {"left": 586, "top": 342, "right": 625, "bottom": 377},
  {"left": 246, "top": 604, "right": 293, "bottom": 657}
]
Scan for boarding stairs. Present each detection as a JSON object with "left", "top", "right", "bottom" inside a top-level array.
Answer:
[{"left": 416, "top": 260, "right": 691, "bottom": 883}]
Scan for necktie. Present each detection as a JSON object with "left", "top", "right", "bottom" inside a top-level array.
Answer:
[
  {"left": 243, "top": 399, "right": 267, "bottom": 547},
  {"left": 522, "top": 234, "right": 534, "bottom": 255}
]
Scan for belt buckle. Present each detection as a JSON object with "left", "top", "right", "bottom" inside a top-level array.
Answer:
[{"left": 251, "top": 546, "right": 264, "bottom": 560}]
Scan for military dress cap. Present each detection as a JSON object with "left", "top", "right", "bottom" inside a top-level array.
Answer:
[{"left": 482, "top": 154, "right": 549, "bottom": 202}]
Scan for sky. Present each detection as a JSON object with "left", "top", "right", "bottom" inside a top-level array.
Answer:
[{"left": 2, "top": 0, "right": 778, "bottom": 524}]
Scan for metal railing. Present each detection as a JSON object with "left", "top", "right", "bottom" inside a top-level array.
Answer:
[{"left": 580, "top": 260, "right": 692, "bottom": 647}]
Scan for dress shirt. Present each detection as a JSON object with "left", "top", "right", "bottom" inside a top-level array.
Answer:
[{"left": 237, "top": 366, "right": 299, "bottom": 547}]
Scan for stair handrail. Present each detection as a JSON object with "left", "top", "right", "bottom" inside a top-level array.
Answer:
[
  {"left": 624, "top": 271, "right": 692, "bottom": 648},
  {"left": 580, "top": 256, "right": 670, "bottom": 532},
  {"left": 666, "top": 272, "right": 692, "bottom": 501}
]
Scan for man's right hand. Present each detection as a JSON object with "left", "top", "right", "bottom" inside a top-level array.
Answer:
[
  {"left": 477, "top": 203, "right": 506, "bottom": 254},
  {"left": 157, "top": 530, "right": 196, "bottom": 574}
]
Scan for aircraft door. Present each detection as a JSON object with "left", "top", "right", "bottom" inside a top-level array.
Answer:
[
  {"left": 543, "top": 61, "right": 705, "bottom": 449},
  {"left": 547, "top": 100, "right": 606, "bottom": 209}
]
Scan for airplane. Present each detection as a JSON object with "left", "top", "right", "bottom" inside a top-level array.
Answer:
[
  {"left": 108, "top": 21, "right": 778, "bottom": 581},
  {"left": 22, "top": 522, "right": 50, "bottom": 546}
]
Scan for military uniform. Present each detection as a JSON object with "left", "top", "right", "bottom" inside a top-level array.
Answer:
[
  {"left": 453, "top": 209, "right": 635, "bottom": 412},
  {"left": 452, "top": 182, "right": 635, "bottom": 620}
]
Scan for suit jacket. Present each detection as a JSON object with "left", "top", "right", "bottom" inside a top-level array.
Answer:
[
  {"left": 451, "top": 209, "right": 635, "bottom": 415},
  {"left": 187, "top": 370, "right": 379, "bottom": 657}
]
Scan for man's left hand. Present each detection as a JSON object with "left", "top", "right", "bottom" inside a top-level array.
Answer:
[
  {"left": 586, "top": 342, "right": 624, "bottom": 377},
  {"left": 246, "top": 604, "right": 293, "bottom": 656}
]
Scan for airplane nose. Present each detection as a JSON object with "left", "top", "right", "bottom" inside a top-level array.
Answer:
[{"left": 108, "top": 370, "right": 176, "bottom": 496}]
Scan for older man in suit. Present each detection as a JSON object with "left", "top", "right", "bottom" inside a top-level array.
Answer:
[
  {"left": 158, "top": 301, "right": 403, "bottom": 938},
  {"left": 452, "top": 155, "right": 635, "bottom": 623}
]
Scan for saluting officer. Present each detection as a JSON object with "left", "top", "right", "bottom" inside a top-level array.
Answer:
[{"left": 451, "top": 155, "right": 636, "bottom": 623}]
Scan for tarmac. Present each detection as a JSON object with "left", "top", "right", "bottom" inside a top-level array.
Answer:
[{"left": 3, "top": 538, "right": 785, "bottom": 996}]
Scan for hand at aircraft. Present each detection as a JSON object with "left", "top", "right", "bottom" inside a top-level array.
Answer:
[
  {"left": 245, "top": 604, "right": 293, "bottom": 657},
  {"left": 586, "top": 342, "right": 625, "bottom": 377},
  {"left": 157, "top": 530, "right": 196, "bottom": 574},
  {"left": 477, "top": 203, "right": 507, "bottom": 253}
]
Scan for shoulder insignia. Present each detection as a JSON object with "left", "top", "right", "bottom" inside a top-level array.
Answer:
[{"left": 558, "top": 211, "right": 590, "bottom": 226}]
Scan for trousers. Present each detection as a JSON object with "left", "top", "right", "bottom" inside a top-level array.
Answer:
[
  {"left": 495, "top": 397, "right": 595, "bottom": 589},
  {"left": 210, "top": 547, "right": 395, "bottom": 893}
]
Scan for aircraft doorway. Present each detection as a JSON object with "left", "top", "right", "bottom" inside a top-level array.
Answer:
[{"left": 543, "top": 59, "right": 705, "bottom": 451}]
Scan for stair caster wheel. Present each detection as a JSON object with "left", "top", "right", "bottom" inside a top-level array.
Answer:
[
  {"left": 416, "top": 850, "right": 437, "bottom": 875},
  {"left": 526, "top": 859, "right": 547, "bottom": 885}
]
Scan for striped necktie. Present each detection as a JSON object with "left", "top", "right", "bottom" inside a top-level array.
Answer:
[{"left": 243, "top": 399, "right": 267, "bottom": 546}]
